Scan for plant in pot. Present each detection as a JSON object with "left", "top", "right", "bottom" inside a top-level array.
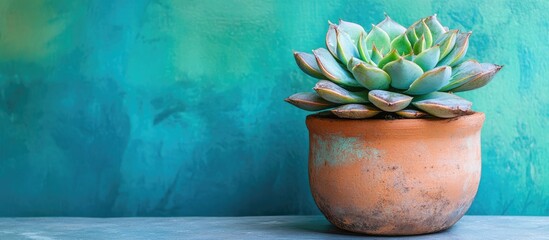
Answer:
[{"left": 286, "top": 14, "right": 502, "bottom": 235}]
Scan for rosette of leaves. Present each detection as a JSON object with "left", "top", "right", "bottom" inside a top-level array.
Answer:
[{"left": 285, "top": 14, "right": 502, "bottom": 119}]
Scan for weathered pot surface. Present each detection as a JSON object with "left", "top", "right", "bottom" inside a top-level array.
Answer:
[{"left": 306, "top": 112, "right": 485, "bottom": 235}]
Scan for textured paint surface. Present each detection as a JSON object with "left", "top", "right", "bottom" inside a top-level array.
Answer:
[{"left": 0, "top": 0, "right": 547, "bottom": 216}]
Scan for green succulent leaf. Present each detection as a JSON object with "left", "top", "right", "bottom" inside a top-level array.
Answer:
[
  {"left": 288, "top": 15, "right": 501, "bottom": 119},
  {"left": 402, "top": 53, "right": 414, "bottom": 61},
  {"left": 382, "top": 57, "right": 424, "bottom": 90},
  {"left": 351, "top": 63, "right": 391, "bottom": 90},
  {"left": 413, "top": 45, "right": 441, "bottom": 71},
  {"left": 437, "top": 32, "right": 471, "bottom": 67},
  {"left": 368, "top": 90, "right": 413, "bottom": 112},
  {"left": 293, "top": 51, "right": 325, "bottom": 79},
  {"left": 450, "top": 63, "right": 503, "bottom": 92},
  {"left": 424, "top": 14, "right": 446, "bottom": 41},
  {"left": 313, "top": 48, "right": 361, "bottom": 87},
  {"left": 336, "top": 85, "right": 367, "bottom": 92},
  {"left": 415, "top": 20, "right": 433, "bottom": 48},
  {"left": 285, "top": 92, "right": 339, "bottom": 111},
  {"left": 412, "top": 92, "right": 473, "bottom": 118},
  {"left": 404, "top": 66, "right": 451, "bottom": 95},
  {"left": 377, "top": 49, "right": 400, "bottom": 69},
  {"left": 406, "top": 25, "right": 419, "bottom": 46},
  {"left": 451, "top": 59, "right": 480, "bottom": 75},
  {"left": 366, "top": 25, "right": 391, "bottom": 54},
  {"left": 396, "top": 109, "right": 429, "bottom": 118},
  {"left": 413, "top": 35, "right": 426, "bottom": 55},
  {"left": 314, "top": 80, "right": 369, "bottom": 103},
  {"left": 336, "top": 28, "right": 360, "bottom": 65},
  {"left": 331, "top": 104, "right": 381, "bottom": 119},
  {"left": 357, "top": 32, "right": 373, "bottom": 63},
  {"left": 376, "top": 14, "right": 406, "bottom": 40},
  {"left": 370, "top": 45, "right": 383, "bottom": 65},
  {"left": 346, "top": 57, "right": 367, "bottom": 71},
  {"left": 390, "top": 33, "right": 413, "bottom": 55},
  {"left": 435, "top": 30, "right": 458, "bottom": 60},
  {"left": 439, "top": 60, "right": 481, "bottom": 91},
  {"left": 325, "top": 23, "right": 338, "bottom": 59},
  {"left": 337, "top": 19, "right": 366, "bottom": 44}
]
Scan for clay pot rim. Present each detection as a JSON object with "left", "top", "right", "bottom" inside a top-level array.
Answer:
[
  {"left": 307, "top": 111, "right": 484, "bottom": 123},
  {"left": 306, "top": 112, "right": 485, "bottom": 136}
]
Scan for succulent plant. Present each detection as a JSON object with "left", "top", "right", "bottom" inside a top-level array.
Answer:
[{"left": 286, "top": 14, "right": 502, "bottom": 119}]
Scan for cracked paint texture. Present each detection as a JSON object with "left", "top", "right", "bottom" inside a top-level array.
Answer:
[{"left": 0, "top": 0, "right": 548, "bottom": 216}]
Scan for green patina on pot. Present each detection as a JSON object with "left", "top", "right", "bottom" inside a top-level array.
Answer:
[{"left": 312, "top": 134, "right": 383, "bottom": 167}]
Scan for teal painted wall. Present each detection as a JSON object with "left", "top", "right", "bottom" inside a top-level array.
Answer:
[{"left": 0, "top": 0, "right": 547, "bottom": 216}]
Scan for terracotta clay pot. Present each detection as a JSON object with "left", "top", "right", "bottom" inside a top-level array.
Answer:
[{"left": 306, "top": 112, "right": 485, "bottom": 235}]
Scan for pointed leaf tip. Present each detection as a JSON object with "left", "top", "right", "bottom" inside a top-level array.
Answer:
[
  {"left": 337, "top": 19, "right": 366, "bottom": 44},
  {"left": 377, "top": 14, "right": 406, "bottom": 40},
  {"left": 425, "top": 14, "right": 446, "bottom": 41},
  {"left": 325, "top": 24, "right": 338, "bottom": 58},
  {"left": 346, "top": 57, "right": 366, "bottom": 71},
  {"left": 450, "top": 63, "right": 503, "bottom": 92},
  {"left": 413, "top": 35, "right": 426, "bottom": 55},
  {"left": 416, "top": 19, "right": 433, "bottom": 48},
  {"left": 437, "top": 32, "right": 470, "bottom": 67},
  {"left": 377, "top": 49, "right": 400, "bottom": 69},
  {"left": 406, "top": 26, "right": 419, "bottom": 46},
  {"left": 435, "top": 30, "right": 458, "bottom": 60},
  {"left": 294, "top": 51, "right": 325, "bottom": 79},
  {"left": 412, "top": 92, "right": 473, "bottom": 118},
  {"left": 357, "top": 32, "right": 373, "bottom": 63},
  {"left": 366, "top": 25, "right": 391, "bottom": 54},
  {"left": 286, "top": 92, "right": 339, "bottom": 111},
  {"left": 335, "top": 28, "right": 359, "bottom": 64},
  {"left": 391, "top": 33, "right": 413, "bottom": 55}
]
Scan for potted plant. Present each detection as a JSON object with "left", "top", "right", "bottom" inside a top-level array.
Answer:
[{"left": 286, "top": 14, "right": 502, "bottom": 235}]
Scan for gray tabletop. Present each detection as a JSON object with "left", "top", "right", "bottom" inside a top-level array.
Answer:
[{"left": 0, "top": 215, "right": 548, "bottom": 240}]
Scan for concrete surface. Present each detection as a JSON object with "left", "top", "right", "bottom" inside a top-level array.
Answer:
[{"left": 0, "top": 215, "right": 548, "bottom": 239}]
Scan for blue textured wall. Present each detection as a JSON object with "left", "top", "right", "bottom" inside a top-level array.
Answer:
[{"left": 0, "top": 0, "right": 548, "bottom": 216}]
